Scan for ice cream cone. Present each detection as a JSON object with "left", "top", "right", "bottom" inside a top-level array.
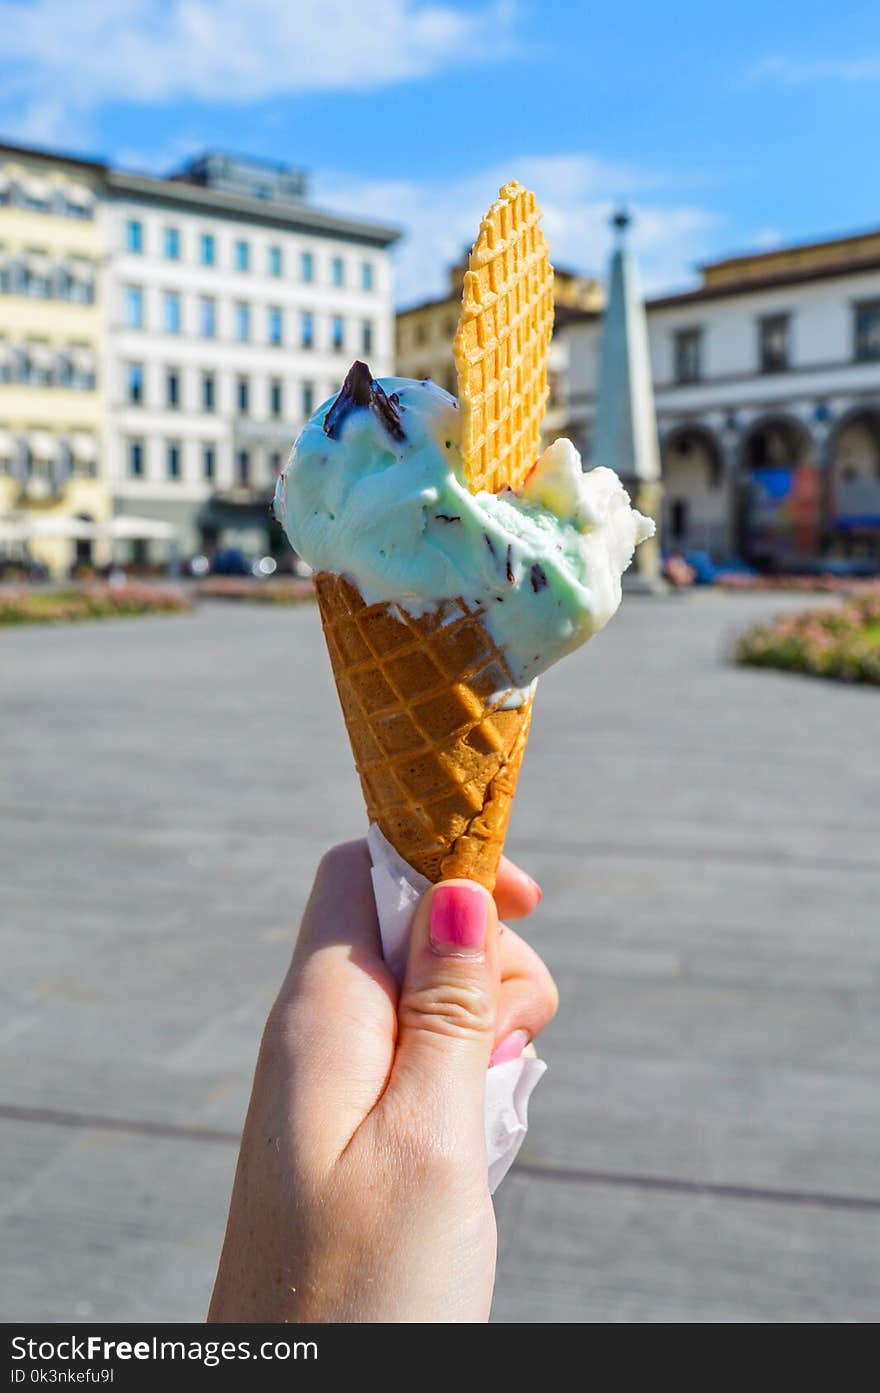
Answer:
[
  {"left": 315, "top": 571, "right": 533, "bottom": 890},
  {"left": 291, "top": 183, "right": 560, "bottom": 885}
]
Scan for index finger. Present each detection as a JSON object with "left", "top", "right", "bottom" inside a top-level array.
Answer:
[{"left": 493, "top": 855, "right": 542, "bottom": 922}]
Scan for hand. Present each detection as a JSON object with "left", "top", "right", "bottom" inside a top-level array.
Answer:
[{"left": 208, "top": 839, "right": 557, "bottom": 1324}]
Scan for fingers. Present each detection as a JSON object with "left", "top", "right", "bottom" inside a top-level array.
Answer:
[
  {"left": 291, "top": 838, "right": 382, "bottom": 966},
  {"left": 269, "top": 840, "right": 399, "bottom": 1162},
  {"left": 493, "top": 856, "right": 543, "bottom": 922},
  {"left": 492, "top": 923, "right": 559, "bottom": 1065},
  {"left": 388, "top": 880, "right": 501, "bottom": 1139}
]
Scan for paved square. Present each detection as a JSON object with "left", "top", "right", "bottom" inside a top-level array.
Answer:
[{"left": 2, "top": 590, "right": 878, "bottom": 1322}]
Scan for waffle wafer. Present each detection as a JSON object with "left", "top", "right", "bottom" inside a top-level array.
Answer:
[{"left": 453, "top": 181, "right": 555, "bottom": 496}]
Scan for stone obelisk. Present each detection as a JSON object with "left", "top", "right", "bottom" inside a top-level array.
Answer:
[{"left": 594, "top": 210, "right": 663, "bottom": 589}]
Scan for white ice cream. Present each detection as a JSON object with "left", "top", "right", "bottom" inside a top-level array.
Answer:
[{"left": 274, "top": 373, "right": 654, "bottom": 685}]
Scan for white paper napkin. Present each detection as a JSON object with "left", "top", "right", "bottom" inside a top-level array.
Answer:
[{"left": 367, "top": 824, "right": 546, "bottom": 1193}]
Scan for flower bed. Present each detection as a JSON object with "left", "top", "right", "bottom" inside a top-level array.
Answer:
[
  {"left": 718, "top": 573, "right": 880, "bottom": 595},
  {"left": 735, "top": 593, "right": 880, "bottom": 685},
  {"left": 0, "top": 584, "right": 192, "bottom": 627},
  {"left": 194, "top": 577, "right": 315, "bottom": 604}
]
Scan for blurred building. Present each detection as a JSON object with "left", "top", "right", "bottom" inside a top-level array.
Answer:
[
  {"left": 0, "top": 141, "right": 400, "bottom": 574},
  {"left": 549, "top": 229, "right": 880, "bottom": 567},
  {"left": 395, "top": 256, "right": 602, "bottom": 413},
  {"left": 104, "top": 153, "right": 399, "bottom": 563},
  {"left": 0, "top": 144, "right": 109, "bottom": 574}
]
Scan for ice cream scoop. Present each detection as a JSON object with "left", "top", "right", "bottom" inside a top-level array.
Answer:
[{"left": 274, "top": 364, "right": 653, "bottom": 688}]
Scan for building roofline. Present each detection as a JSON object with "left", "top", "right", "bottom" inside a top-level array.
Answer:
[
  {"left": 699, "top": 225, "right": 880, "bottom": 275},
  {"left": 105, "top": 169, "right": 401, "bottom": 247},
  {"left": 0, "top": 136, "right": 400, "bottom": 247},
  {"left": 175, "top": 148, "right": 304, "bottom": 177},
  {"left": 0, "top": 137, "right": 108, "bottom": 176},
  {"left": 554, "top": 303, "right": 601, "bottom": 326},
  {"left": 648, "top": 255, "right": 880, "bottom": 310}
]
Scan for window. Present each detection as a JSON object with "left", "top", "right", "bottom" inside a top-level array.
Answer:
[
  {"left": 331, "top": 315, "right": 345, "bottom": 352},
  {"left": 300, "top": 250, "right": 314, "bottom": 283},
  {"left": 270, "top": 451, "right": 282, "bottom": 476},
  {"left": 362, "top": 319, "right": 373, "bottom": 355},
  {"left": 126, "top": 286, "right": 144, "bottom": 329},
  {"left": 235, "top": 301, "right": 251, "bottom": 342},
  {"left": 164, "top": 226, "right": 180, "bottom": 260},
  {"left": 200, "top": 232, "right": 215, "bottom": 266},
  {"left": 200, "top": 296, "right": 216, "bottom": 338},
  {"left": 300, "top": 310, "right": 314, "bottom": 349},
  {"left": 759, "top": 313, "right": 790, "bottom": 373},
  {"left": 270, "top": 378, "right": 283, "bottom": 418},
  {"left": 127, "top": 363, "right": 144, "bottom": 405},
  {"left": 128, "top": 439, "right": 144, "bottom": 477},
  {"left": 331, "top": 256, "right": 345, "bottom": 287},
  {"left": 854, "top": 300, "right": 880, "bottom": 361},
  {"left": 302, "top": 381, "right": 314, "bottom": 417},
  {"left": 670, "top": 499, "right": 688, "bottom": 542},
  {"left": 236, "top": 375, "right": 250, "bottom": 414},
  {"left": 414, "top": 322, "right": 427, "bottom": 346},
  {"left": 166, "top": 369, "right": 180, "bottom": 409},
  {"left": 236, "top": 449, "right": 250, "bottom": 485},
  {"left": 269, "top": 245, "right": 282, "bottom": 277},
  {"left": 268, "top": 306, "right": 283, "bottom": 346},
  {"left": 234, "top": 239, "right": 250, "bottom": 272},
  {"left": 202, "top": 445, "right": 216, "bottom": 480},
  {"left": 202, "top": 371, "right": 216, "bottom": 412},
  {"left": 361, "top": 260, "right": 374, "bottom": 292},
  {"left": 167, "top": 442, "right": 181, "bottom": 479},
  {"left": 126, "top": 219, "right": 143, "bottom": 254},
  {"left": 164, "top": 290, "right": 182, "bottom": 335},
  {"left": 674, "top": 328, "right": 702, "bottom": 384}
]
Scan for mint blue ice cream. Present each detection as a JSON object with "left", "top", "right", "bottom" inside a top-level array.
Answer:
[{"left": 274, "top": 364, "right": 653, "bottom": 686}]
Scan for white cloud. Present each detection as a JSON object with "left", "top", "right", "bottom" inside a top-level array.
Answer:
[
  {"left": 750, "top": 54, "right": 880, "bottom": 84},
  {"left": 314, "top": 154, "right": 721, "bottom": 305},
  {"left": 0, "top": 0, "right": 516, "bottom": 128},
  {"left": 753, "top": 227, "right": 783, "bottom": 250}
]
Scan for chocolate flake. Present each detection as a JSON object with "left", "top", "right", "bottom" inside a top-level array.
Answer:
[
  {"left": 323, "top": 360, "right": 405, "bottom": 442},
  {"left": 484, "top": 533, "right": 497, "bottom": 561},
  {"left": 435, "top": 513, "right": 461, "bottom": 523},
  {"left": 530, "top": 564, "right": 548, "bottom": 592},
  {"left": 505, "top": 544, "right": 514, "bottom": 584}
]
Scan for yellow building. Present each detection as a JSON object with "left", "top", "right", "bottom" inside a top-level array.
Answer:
[
  {"left": 0, "top": 144, "right": 109, "bottom": 576},
  {"left": 395, "top": 255, "right": 603, "bottom": 410}
]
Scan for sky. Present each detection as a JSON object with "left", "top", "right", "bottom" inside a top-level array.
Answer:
[{"left": 2, "top": 0, "right": 879, "bottom": 306}]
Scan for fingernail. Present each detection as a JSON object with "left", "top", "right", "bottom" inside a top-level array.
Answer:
[
  {"left": 525, "top": 873, "right": 543, "bottom": 903},
  {"left": 429, "top": 884, "right": 488, "bottom": 955},
  {"left": 490, "top": 1029, "right": 529, "bottom": 1067}
]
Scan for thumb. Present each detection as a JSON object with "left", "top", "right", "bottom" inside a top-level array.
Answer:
[{"left": 389, "top": 880, "right": 500, "bottom": 1138}]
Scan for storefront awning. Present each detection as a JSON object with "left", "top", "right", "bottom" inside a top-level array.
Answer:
[
  {"left": 29, "top": 432, "right": 58, "bottom": 460},
  {"left": 24, "top": 515, "right": 100, "bottom": 540},
  {"left": 64, "top": 183, "right": 94, "bottom": 210},
  {"left": 71, "top": 434, "right": 99, "bottom": 462},
  {"left": 105, "top": 516, "right": 177, "bottom": 540}
]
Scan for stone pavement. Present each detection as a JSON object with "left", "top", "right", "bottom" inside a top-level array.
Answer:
[{"left": 1, "top": 590, "right": 878, "bottom": 1323}]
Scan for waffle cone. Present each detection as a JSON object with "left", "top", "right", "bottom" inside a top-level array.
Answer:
[
  {"left": 453, "top": 181, "right": 555, "bottom": 495},
  {"left": 315, "top": 572, "right": 532, "bottom": 889}
]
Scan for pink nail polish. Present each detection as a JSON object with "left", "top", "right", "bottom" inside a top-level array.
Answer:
[
  {"left": 429, "top": 884, "right": 488, "bottom": 954},
  {"left": 490, "top": 1029, "right": 529, "bottom": 1067}
]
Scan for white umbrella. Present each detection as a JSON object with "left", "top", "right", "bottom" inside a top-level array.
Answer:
[
  {"left": 24, "top": 515, "right": 99, "bottom": 539},
  {"left": 103, "top": 516, "right": 177, "bottom": 540}
]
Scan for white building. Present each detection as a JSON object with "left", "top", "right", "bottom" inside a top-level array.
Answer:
[
  {"left": 549, "top": 228, "right": 880, "bottom": 567},
  {"left": 103, "top": 152, "right": 399, "bottom": 562}
]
